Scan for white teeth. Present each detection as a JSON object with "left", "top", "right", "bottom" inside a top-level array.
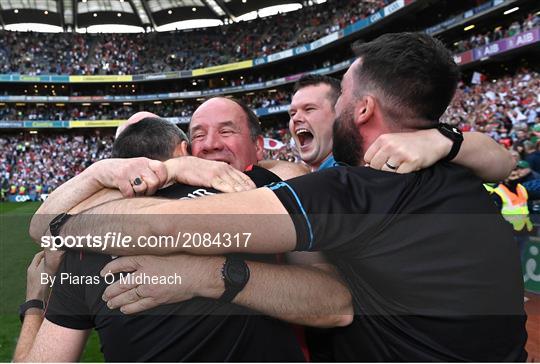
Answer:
[{"left": 296, "top": 128, "right": 310, "bottom": 135}]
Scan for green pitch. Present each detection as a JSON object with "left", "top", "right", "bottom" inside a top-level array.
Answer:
[{"left": 0, "top": 202, "right": 103, "bottom": 362}]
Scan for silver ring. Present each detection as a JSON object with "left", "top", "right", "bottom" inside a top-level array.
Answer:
[{"left": 385, "top": 161, "right": 398, "bottom": 170}]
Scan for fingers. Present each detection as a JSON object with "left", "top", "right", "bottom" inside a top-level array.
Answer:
[
  {"left": 117, "top": 178, "right": 135, "bottom": 198},
  {"left": 130, "top": 176, "right": 148, "bottom": 197},
  {"left": 211, "top": 167, "right": 255, "bottom": 193},
  {"left": 118, "top": 297, "right": 157, "bottom": 315},
  {"left": 100, "top": 256, "right": 139, "bottom": 276},
  {"left": 101, "top": 280, "right": 137, "bottom": 302},
  {"left": 107, "top": 287, "right": 141, "bottom": 309},
  {"left": 211, "top": 176, "right": 236, "bottom": 193},
  {"left": 104, "top": 283, "right": 157, "bottom": 314},
  {"left": 148, "top": 160, "right": 168, "bottom": 186},
  {"left": 31, "top": 251, "right": 45, "bottom": 267},
  {"left": 369, "top": 148, "right": 391, "bottom": 170},
  {"left": 226, "top": 169, "right": 256, "bottom": 192},
  {"left": 111, "top": 158, "right": 167, "bottom": 197},
  {"left": 395, "top": 162, "right": 417, "bottom": 174},
  {"left": 363, "top": 137, "right": 381, "bottom": 165},
  {"left": 380, "top": 159, "right": 401, "bottom": 173}
]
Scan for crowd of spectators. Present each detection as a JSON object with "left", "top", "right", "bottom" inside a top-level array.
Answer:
[
  {"left": 0, "top": 90, "right": 290, "bottom": 121},
  {"left": 0, "top": 134, "right": 113, "bottom": 201},
  {"left": 0, "top": 0, "right": 389, "bottom": 75},
  {"left": 442, "top": 68, "right": 540, "bottom": 170},
  {"left": 451, "top": 12, "right": 539, "bottom": 53}
]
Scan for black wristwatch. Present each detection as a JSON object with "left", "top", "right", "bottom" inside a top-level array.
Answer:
[
  {"left": 49, "top": 212, "right": 72, "bottom": 237},
  {"left": 219, "top": 256, "right": 250, "bottom": 303},
  {"left": 436, "top": 123, "right": 463, "bottom": 162},
  {"left": 19, "top": 299, "right": 44, "bottom": 323}
]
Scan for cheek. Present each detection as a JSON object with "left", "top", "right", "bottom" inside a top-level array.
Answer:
[{"left": 190, "top": 142, "right": 202, "bottom": 156}]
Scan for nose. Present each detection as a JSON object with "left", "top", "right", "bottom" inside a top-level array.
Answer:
[{"left": 200, "top": 132, "right": 224, "bottom": 154}]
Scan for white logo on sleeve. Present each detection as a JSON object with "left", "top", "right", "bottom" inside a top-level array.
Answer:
[{"left": 180, "top": 189, "right": 217, "bottom": 200}]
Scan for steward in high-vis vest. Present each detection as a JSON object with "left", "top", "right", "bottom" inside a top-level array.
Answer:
[{"left": 485, "top": 183, "right": 533, "bottom": 233}]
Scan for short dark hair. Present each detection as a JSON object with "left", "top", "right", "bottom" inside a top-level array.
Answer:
[
  {"left": 197, "top": 97, "right": 262, "bottom": 141},
  {"left": 352, "top": 32, "right": 460, "bottom": 125},
  {"left": 293, "top": 74, "right": 341, "bottom": 107},
  {"left": 229, "top": 97, "right": 263, "bottom": 141},
  {"left": 112, "top": 117, "right": 188, "bottom": 161}
]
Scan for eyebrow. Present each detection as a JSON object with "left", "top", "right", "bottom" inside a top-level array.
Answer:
[
  {"left": 217, "top": 120, "right": 239, "bottom": 129},
  {"left": 190, "top": 120, "right": 239, "bottom": 134}
]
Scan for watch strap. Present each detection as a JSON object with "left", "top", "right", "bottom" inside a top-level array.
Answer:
[
  {"left": 19, "top": 299, "right": 44, "bottom": 323},
  {"left": 437, "top": 123, "right": 463, "bottom": 162},
  {"left": 49, "top": 212, "right": 72, "bottom": 237}
]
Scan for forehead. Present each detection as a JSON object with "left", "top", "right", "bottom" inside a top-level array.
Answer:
[
  {"left": 291, "top": 84, "right": 332, "bottom": 107},
  {"left": 190, "top": 98, "right": 248, "bottom": 131}
]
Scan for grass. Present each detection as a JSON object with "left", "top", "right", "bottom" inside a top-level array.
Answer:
[{"left": 0, "top": 202, "right": 103, "bottom": 362}]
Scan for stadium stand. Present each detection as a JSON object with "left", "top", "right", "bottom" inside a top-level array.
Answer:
[{"left": 0, "top": 0, "right": 390, "bottom": 75}]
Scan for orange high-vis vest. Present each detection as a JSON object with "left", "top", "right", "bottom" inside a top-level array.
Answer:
[{"left": 485, "top": 183, "right": 533, "bottom": 232}]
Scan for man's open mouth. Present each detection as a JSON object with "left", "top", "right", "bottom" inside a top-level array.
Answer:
[{"left": 296, "top": 128, "right": 314, "bottom": 148}]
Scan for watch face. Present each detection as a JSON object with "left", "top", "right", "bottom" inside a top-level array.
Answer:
[{"left": 226, "top": 260, "right": 248, "bottom": 287}]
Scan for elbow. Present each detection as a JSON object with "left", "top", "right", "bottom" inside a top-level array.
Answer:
[
  {"left": 331, "top": 313, "right": 354, "bottom": 327},
  {"left": 330, "top": 293, "right": 354, "bottom": 327},
  {"left": 505, "top": 152, "right": 517, "bottom": 177},
  {"left": 311, "top": 313, "right": 354, "bottom": 328},
  {"left": 28, "top": 214, "right": 46, "bottom": 244},
  {"left": 332, "top": 299, "right": 354, "bottom": 327},
  {"left": 484, "top": 148, "right": 516, "bottom": 183},
  {"left": 497, "top": 149, "right": 516, "bottom": 182},
  {"left": 311, "top": 300, "right": 354, "bottom": 328}
]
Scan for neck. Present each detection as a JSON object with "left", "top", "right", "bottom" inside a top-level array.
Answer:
[{"left": 310, "top": 153, "right": 333, "bottom": 171}]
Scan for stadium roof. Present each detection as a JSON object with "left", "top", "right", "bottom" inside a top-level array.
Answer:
[{"left": 0, "top": 0, "right": 326, "bottom": 33}]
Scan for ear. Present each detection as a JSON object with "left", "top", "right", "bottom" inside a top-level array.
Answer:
[
  {"left": 353, "top": 95, "right": 376, "bottom": 127},
  {"left": 173, "top": 140, "right": 190, "bottom": 157},
  {"left": 255, "top": 135, "right": 265, "bottom": 161}
]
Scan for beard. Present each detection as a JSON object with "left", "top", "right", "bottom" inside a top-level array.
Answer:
[{"left": 332, "top": 108, "right": 364, "bottom": 166}]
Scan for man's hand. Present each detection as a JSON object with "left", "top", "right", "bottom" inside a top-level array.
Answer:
[
  {"left": 164, "top": 156, "right": 256, "bottom": 193},
  {"left": 364, "top": 129, "right": 451, "bottom": 173},
  {"left": 100, "top": 255, "right": 224, "bottom": 314},
  {"left": 89, "top": 157, "right": 168, "bottom": 197},
  {"left": 26, "top": 251, "right": 47, "bottom": 301},
  {"left": 26, "top": 250, "right": 65, "bottom": 301}
]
